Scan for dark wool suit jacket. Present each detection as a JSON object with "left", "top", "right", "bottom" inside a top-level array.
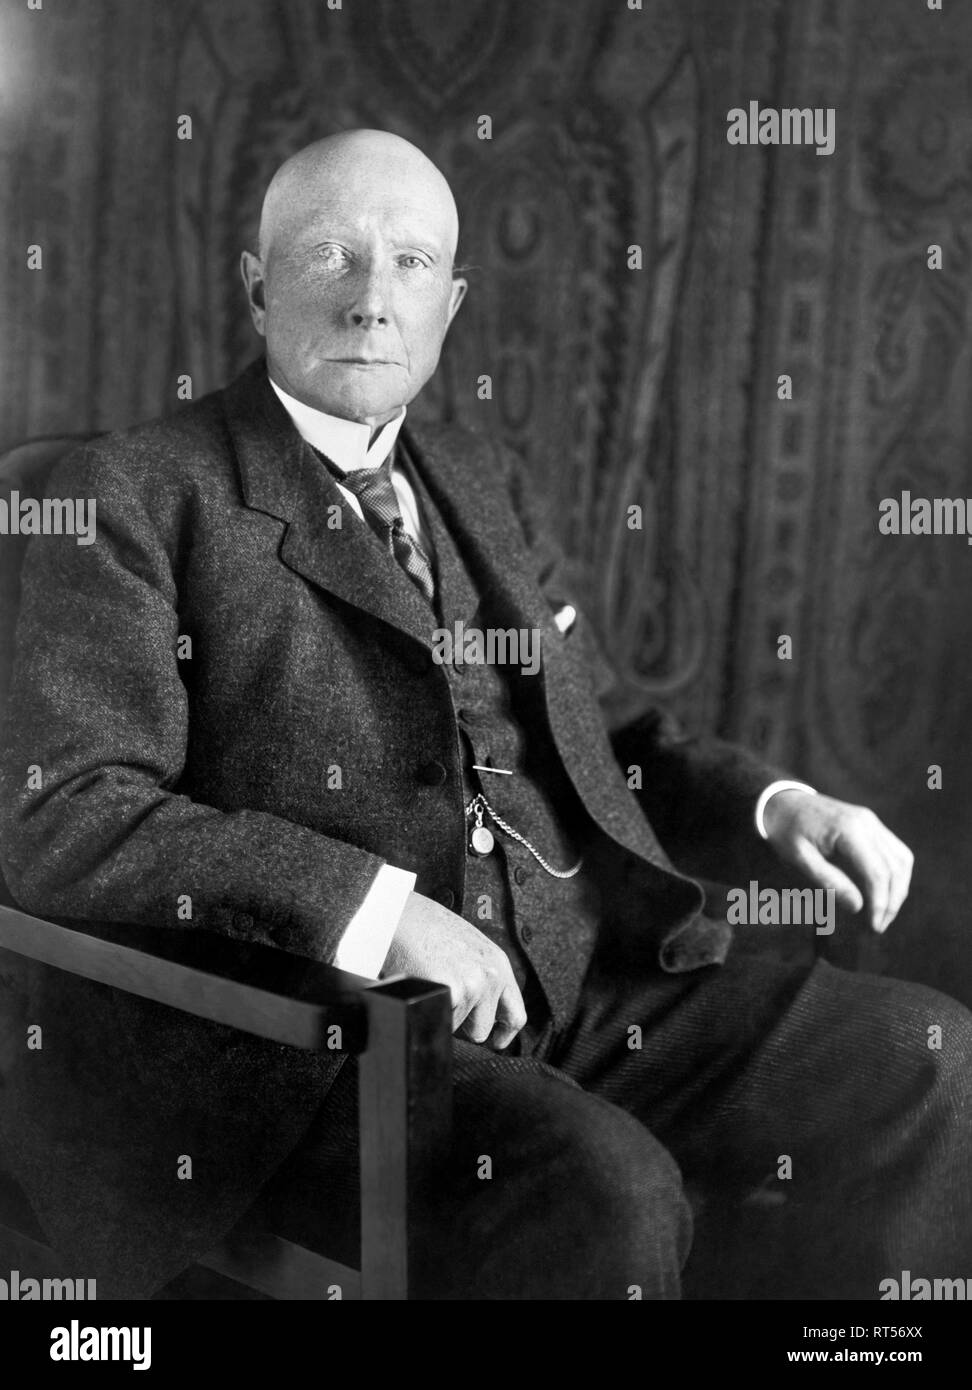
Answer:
[{"left": 0, "top": 359, "right": 786, "bottom": 1297}]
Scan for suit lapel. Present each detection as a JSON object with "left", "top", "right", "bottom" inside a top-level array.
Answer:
[
  {"left": 400, "top": 422, "right": 549, "bottom": 634},
  {"left": 223, "top": 361, "right": 436, "bottom": 651}
]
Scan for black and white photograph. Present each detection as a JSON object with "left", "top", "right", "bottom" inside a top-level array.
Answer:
[{"left": 0, "top": 0, "right": 970, "bottom": 1357}]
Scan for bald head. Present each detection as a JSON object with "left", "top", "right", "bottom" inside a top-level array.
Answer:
[
  {"left": 257, "top": 130, "right": 460, "bottom": 265},
  {"left": 240, "top": 129, "right": 467, "bottom": 428}
]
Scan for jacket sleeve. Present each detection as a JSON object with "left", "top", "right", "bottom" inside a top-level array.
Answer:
[
  {"left": 500, "top": 441, "right": 796, "bottom": 883},
  {"left": 0, "top": 443, "right": 385, "bottom": 966}
]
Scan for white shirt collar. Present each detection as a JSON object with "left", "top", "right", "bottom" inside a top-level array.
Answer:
[{"left": 268, "top": 374, "right": 406, "bottom": 473}]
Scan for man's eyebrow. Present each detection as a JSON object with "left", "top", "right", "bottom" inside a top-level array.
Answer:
[
  {"left": 390, "top": 229, "right": 446, "bottom": 255},
  {"left": 394, "top": 244, "right": 442, "bottom": 262}
]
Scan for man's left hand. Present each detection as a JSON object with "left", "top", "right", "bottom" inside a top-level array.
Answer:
[{"left": 762, "top": 790, "right": 914, "bottom": 933}]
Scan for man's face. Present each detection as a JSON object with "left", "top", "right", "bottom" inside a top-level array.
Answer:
[{"left": 241, "top": 167, "right": 466, "bottom": 428}]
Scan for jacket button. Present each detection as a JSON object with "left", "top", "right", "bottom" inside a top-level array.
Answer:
[
  {"left": 435, "top": 886, "right": 455, "bottom": 909},
  {"left": 417, "top": 759, "right": 447, "bottom": 786},
  {"left": 520, "top": 923, "right": 534, "bottom": 944},
  {"left": 513, "top": 866, "right": 531, "bottom": 885}
]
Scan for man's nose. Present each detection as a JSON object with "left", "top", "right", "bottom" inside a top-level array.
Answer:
[{"left": 346, "top": 263, "right": 390, "bottom": 329}]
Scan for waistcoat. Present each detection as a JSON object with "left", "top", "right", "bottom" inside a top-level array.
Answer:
[{"left": 402, "top": 440, "right": 607, "bottom": 1028}]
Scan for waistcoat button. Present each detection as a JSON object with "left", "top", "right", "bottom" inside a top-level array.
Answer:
[
  {"left": 520, "top": 923, "right": 534, "bottom": 944},
  {"left": 417, "top": 759, "right": 447, "bottom": 786},
  {"left": 435, "top": 886, "right": 455, "bottom": 909},
  {"left": 513, "top": 866, "right": 532, "bottom": 885}
]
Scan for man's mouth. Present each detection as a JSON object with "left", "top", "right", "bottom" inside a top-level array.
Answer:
[{"left": 333, "top": 358, "right": 401, "bottom": 366}]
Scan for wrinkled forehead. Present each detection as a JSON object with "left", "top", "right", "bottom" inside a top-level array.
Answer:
[{"left": 264, "top": 162, "right": 459, "bottom": 259}]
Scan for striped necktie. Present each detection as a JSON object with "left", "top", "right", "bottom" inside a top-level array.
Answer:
[{"left": 313, "top": 445, "right": 436, "bottom": 604}]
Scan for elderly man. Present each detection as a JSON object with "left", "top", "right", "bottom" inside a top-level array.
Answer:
[{"left": 1, "top": 130, "right": 970, "bottom": 1301}]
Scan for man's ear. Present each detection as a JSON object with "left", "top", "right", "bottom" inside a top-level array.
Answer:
[
  {"left": 447, "top": 275, "right": 468, "bottom": 326},
  {"left": 240, "top": 251, "right": 267, "bottom": 335}
]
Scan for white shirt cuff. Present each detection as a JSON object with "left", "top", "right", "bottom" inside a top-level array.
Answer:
[
  {"left": 754, "top": 780, "right": 818, "bottom": 840},
  {"left": 332, "top": 864, "right": 416, "bottom": 979}
]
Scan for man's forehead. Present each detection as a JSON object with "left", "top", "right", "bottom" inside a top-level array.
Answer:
[
  {"left": 280, "top": 200, "right": 455, "bottom": 251},
  {"left": 259, "top": 137, "right": 461, "bottom": 259}
]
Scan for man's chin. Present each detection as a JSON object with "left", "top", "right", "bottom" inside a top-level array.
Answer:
[{"left": 312, "top": 372, "right": 411, "bottom": 426}]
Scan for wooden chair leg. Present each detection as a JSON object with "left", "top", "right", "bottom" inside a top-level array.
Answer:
[{"left": 358, "top": 978, "right": 452, "bottom": 1300}]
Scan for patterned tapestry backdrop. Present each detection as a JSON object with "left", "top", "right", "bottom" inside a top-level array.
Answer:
[{"left": 1, "top": 0, "right": 971, "bottom": 999}]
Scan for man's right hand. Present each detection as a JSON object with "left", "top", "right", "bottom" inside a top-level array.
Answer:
[{"left": 381, "top": 891, "right": 527, "bottom": 1050}]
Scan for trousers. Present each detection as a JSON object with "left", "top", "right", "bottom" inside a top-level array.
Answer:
[{"left": 256, "top": 924, "right": 972, "bottom": 1300}]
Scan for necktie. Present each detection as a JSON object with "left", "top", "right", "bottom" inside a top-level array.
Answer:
[{"left": 314, "top": 445, "right": 435, "bottom": 604}]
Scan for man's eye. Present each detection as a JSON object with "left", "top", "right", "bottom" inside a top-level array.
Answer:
[
  {"left": 399, "top": 254, "right": 430, "bottom": 270},
  {"left": 317, "top": 246, "right": 350, "bottom": 267}
]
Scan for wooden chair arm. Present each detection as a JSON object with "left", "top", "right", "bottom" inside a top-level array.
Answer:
[
  {"left": 0, "top": 902, "right": 440, "bottom": 1053},
  {"left": 0, "top": 900, "right": 454, "bottom": 1299}
]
